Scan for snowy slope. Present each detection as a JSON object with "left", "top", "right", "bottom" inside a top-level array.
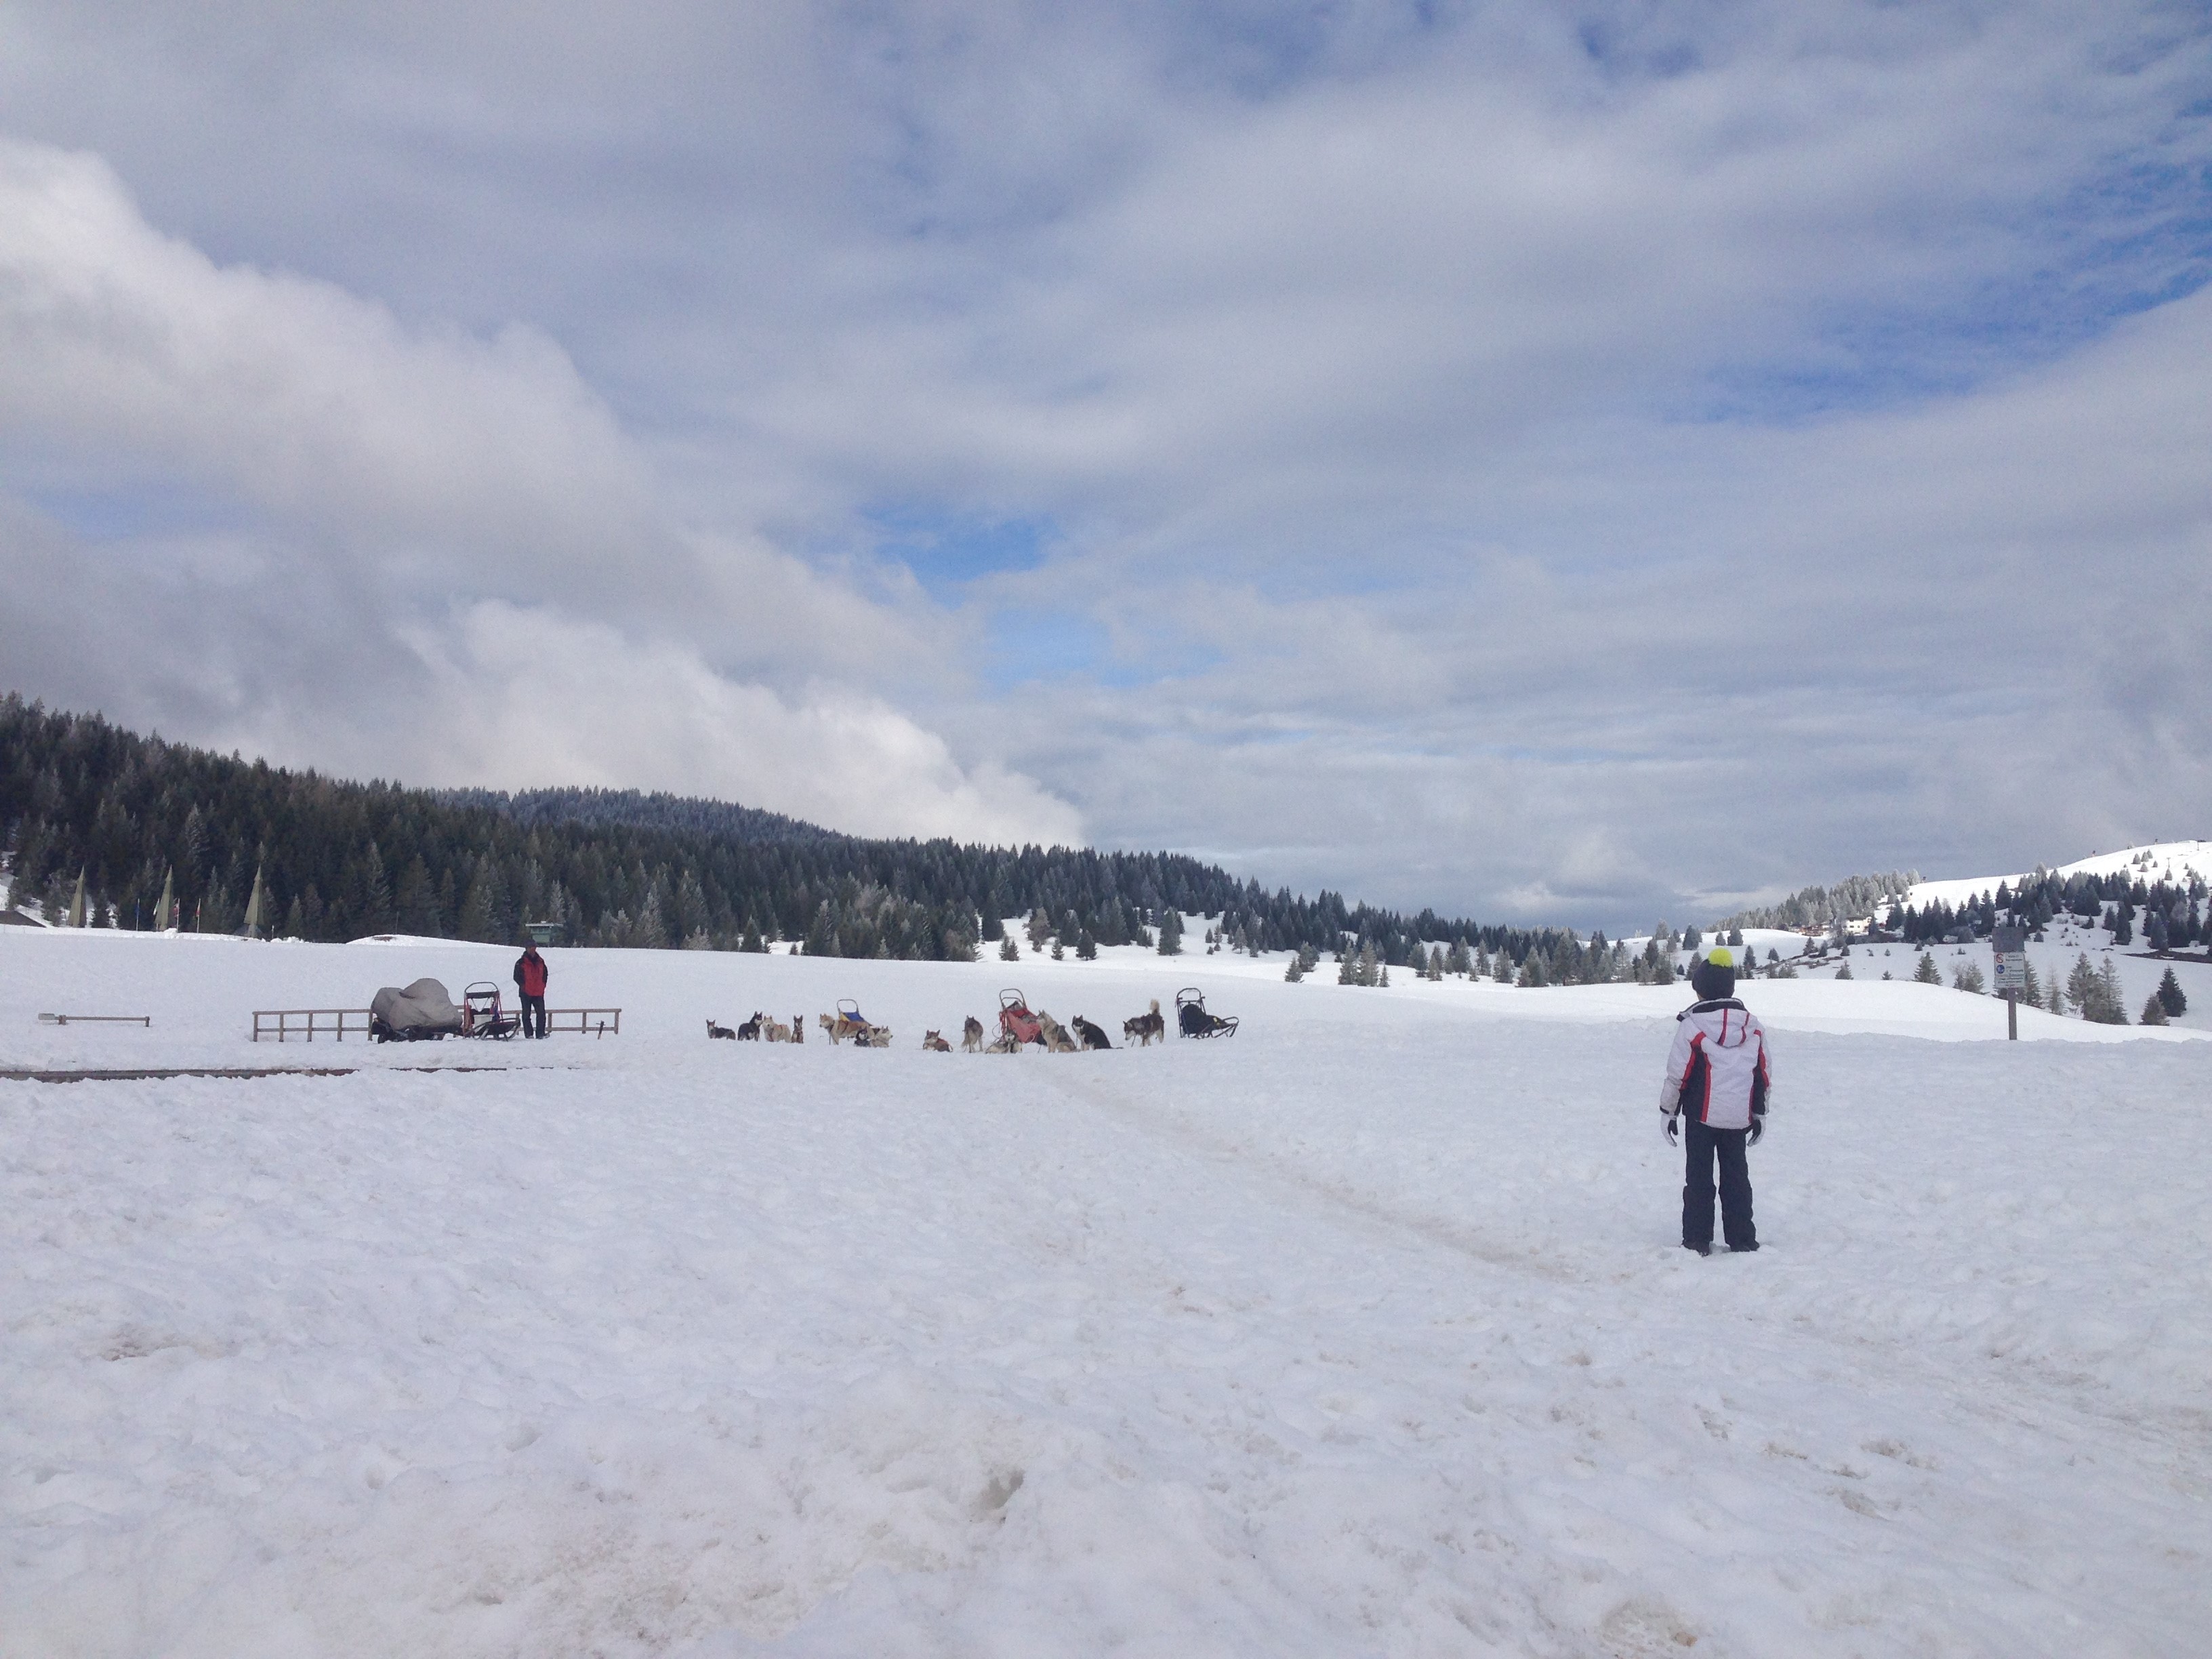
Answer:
[
  {"left": 1906, "top": 838, "right": 2212, "bottom": 910},
  {"left": 5, "top": 931, "right": 2211, "bottom": 1657}
]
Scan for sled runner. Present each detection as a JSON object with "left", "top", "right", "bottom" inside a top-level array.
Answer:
[{"left": 1175, "top": 987, "right": 1238, "bottom": 1039}]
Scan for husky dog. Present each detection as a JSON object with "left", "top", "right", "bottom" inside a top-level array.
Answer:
[
  {"left": 1123, "top": 1000, "right": 1165, "bottom": 1046},
  {"left": 1035, "top": 1011, "right": 1080, "bottom": 1054},
  {"left": 861, "top": 1023, "right": 894, "bottom": 1048},
  {"left": 962, "top": 1015, "right": 986, "bottom": 1052},
  {"left": 708, "top": 1019, "right": 737, "bottom": 1040},
  {"left": 792, "top": 1015, "right": 804, "bottom": 1045},
  {"left": 761, "top": 1016, "right": 792, "bottom": 1043},
  {"left": 985, "top": 1030, "right": 1021, "bottom": 1054},
  {"left": 737, "top": 1013, "right": 764, "bottom": 1041},
  {"left": 923, "top": 1029, "right": 952, "bottom": 1052},
  {"left": 1071, "top": 1015, "right": 1112, "bottom": 1050}
]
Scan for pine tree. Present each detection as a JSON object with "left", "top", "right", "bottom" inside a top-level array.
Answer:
[
  {"left": 1076, "top": 929, "right": 1097, "bottom": 961},
  {"left": 2089, "top": 959, "right": 2127, "bottom": 1025},
  {"left": 2140, "top": 993, "right": 2169, "bottom": 1025},
  {"left": 999, "top": 935, "right": 1020, "bottom": 962},
  {"left": 1157, "top": 907, "right": 1183, "bottom": 956},
  {"left": 2064, "top": 952, "right": 2100, "bottom": 1014},
  {"left": 2156, "top": 966, "right": 2187, "bottom": 1017},
  {"left": 1951, "top": 961, "right": 1985, "bottom": 994},
  {"left": 1914, "top": 951, "right": 1942, "bottom": 985}
]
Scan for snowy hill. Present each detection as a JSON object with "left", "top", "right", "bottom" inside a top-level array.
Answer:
[
  {"left": 5, "top": 927, "right": 2211, "bottom": 1655},
  {"left": 1905, "top": 838, "right": 2211, "bottom": 909}
]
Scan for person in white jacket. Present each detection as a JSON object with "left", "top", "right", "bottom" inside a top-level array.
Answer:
[{"left": 1660, "top": 946, "right": 1769, "bottom": 1255}]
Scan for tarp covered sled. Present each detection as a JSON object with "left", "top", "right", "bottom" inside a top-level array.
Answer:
[{"left": 370, "top": 977, "right": 464, "bottom": 1042}]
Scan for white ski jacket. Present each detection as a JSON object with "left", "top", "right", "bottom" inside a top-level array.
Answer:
[{"left": 1660, "top": 998, "right": 1771, "bottom": 1131}]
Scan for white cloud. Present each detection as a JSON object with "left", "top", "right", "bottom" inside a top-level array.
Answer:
[
  {"left": 0, "top": 136, "right": 1078, "bottom": 847},
  {"left": 389, "top": 602, "right": 1083, "bottom": 846}
]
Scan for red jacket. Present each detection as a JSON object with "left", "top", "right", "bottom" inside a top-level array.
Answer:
[{"left": 514, "top": 950, "right": 548, "bottom": 997}]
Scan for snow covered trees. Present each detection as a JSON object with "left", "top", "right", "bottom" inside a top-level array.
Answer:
[{"left": 1914, "top": 952, "right": 1942, "bottom": 985}]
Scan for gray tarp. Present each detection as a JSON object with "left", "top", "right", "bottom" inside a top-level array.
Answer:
[{"left": 371, "top": 977, "right": 463, "bottom": 1037}]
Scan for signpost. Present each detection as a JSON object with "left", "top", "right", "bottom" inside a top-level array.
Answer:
[{"left": 1992, "top": 924, "right": 2028, "bottom": 1040}]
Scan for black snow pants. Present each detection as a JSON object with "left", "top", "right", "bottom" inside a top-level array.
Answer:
[
  {"left": 521, "top": 994, "right": 546, "bottom": 1038},
  {"left": 1682, "top": 1116, "right": 1756, "bottom": 1251}
]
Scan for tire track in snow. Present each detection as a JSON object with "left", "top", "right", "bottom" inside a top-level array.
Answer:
[{"left": 1037, "top": 1065, "right": 1578, "bottom": 1284}]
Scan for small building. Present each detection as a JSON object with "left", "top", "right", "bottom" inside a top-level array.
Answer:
[{"left": 524, "top": 920, "right": 566, "bottom": 947}]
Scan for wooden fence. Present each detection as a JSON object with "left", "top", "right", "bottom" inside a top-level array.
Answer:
[{"left": 251, "top": 1007, "right": 621, "bottom": 1042}]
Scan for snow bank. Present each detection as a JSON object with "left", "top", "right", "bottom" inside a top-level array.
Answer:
[{"left": 5, "top": 931, "right": 2209, "bottom": 1655}]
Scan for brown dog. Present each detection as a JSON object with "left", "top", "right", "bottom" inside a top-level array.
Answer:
[
  {"left": 923, "top": 1029, "right": 952, "bottom": 1052},
  {"left": 961, "top": 1015, "right": 985, "bottom": 1052}
]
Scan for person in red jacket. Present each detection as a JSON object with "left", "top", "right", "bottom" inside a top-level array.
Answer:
[
  {"left": 513, "top": 943, "right": 550, "bottom": 1038},
  {"left": 1660, "top": 945, "right": 1770, "bottom": 1254}
]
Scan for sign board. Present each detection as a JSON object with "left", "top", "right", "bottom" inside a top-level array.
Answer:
[{"left": 1992, "top": 924, "right": 2028, "bottom": 993}]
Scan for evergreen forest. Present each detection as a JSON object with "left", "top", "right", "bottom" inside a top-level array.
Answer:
[{"left": 1, "top": 695, "right": 1575, "bottom": 968}]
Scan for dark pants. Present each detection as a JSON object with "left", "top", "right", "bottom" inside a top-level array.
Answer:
[
  {"left": 1683, "top": 1117, "right": 1756, "bottom": 1250},
  {"left": 521, "top": 994, "right": 546, "bottom": 1038}
]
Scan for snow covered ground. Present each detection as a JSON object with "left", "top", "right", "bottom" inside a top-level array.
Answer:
[{"left": 6, "top": 928, "right": 2211, "bottom": 1656}]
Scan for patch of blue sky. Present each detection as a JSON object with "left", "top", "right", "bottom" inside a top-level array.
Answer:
[
  {"left": 864, "top": 502, "right": 1058, "bottom": 597},
  {"left": 1683, "top": 161, "right": 2212, "bottom": 426},
  {"left": 980, "top": 607, "right": 1212, "bottom": 691},
  {"left": 25, "top": 480, "right": 245, "bottom": 543}
]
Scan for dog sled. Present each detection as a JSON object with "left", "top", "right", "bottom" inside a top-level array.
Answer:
[
  {"left": 823, "top": 999, "right": 891, "bottom": 1047},
  {"left": 1175, "top": 987, "right": 1238, "bottom": 1039},
  {"left": 460, "top": 981, "right": 520, "bottom": 1039},
  {"left": 998, "top": 987, "right": 1046, "bottom": 1048}
]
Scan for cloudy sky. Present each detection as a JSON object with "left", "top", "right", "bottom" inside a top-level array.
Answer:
[{"left": 1, "top": 2, "right": 2207, "bottom": 928}]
